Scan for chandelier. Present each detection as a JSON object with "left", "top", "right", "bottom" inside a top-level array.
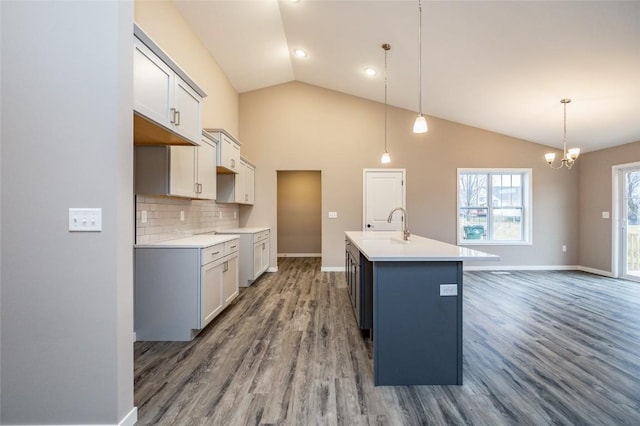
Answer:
[{"left": 545, "top": 98, "right": 580, "bottom": 169}]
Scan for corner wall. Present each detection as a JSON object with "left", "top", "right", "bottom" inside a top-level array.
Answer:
[
  {"left": 578, "top": 140, "right": 640, "bottom": 273},
  {"left": 239, "top": 82, "right": 579, "bottom": 269},
  {"left": 1, "top": 1, "right": 135, "bottom": 423}
]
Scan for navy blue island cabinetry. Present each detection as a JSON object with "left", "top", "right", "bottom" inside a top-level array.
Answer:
[{"left": 344, "top": 231, "right": 498, "bottom": 386}]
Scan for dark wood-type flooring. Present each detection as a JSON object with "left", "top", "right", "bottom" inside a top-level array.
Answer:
[{"left": 134, "top": 257, "right": 640, "bottom": 425}]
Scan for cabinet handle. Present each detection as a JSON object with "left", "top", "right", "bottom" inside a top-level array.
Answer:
[
  {"left": 231, "top": 159, "right": 235, "bottom": 168},
  {"left": 175, "top": 110, "right": 181, "bottom": 126},
  {"left": 211, "top": 251, "right": 220, "bottom": 256},
  {"left": 198, "top": 183, "right": 203, "bottom": 193},
  {"left": 223, "top": 261, "right": 228, "bottom": 272},
  {"left": 170, "top": 108, "right": 176, "bottom": 124},
  {"left": 230, "top": 245, "right": 237, "bottom": 249}
]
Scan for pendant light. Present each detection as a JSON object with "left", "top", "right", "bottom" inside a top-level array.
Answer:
[
  {"left": 381, "top": 43, "right": 391, "bottom": 164},
  {"left": 413, "top": 0, "right": 428, "bottom": 134},
  {"left": 545, "top": 98, "right": 580, "bottom": 169}
]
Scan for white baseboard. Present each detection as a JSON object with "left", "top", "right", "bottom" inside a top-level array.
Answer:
[
  {"left": 277, "top": 253, "right": 321, "bottom": 257},
  {"left": 289, "top": 263, "right": 616, "bottom": 278},
  {"left": 464, "top": 265, "right": 579, "bottom": 271},
  {"left": 575, "top": 265, "right": 615, "bottom": 277},
  {"left": 25, "top": 407, "right": 138, "bottom": 426},
  {"left": 321, "top": 266, "right": 346, "bottom": 272},
  {"left": 119, "top": 407, "right": 138, "bottom": 426},
  {"left": 267, "top": 266, "right": 278, "bottom": 273}
]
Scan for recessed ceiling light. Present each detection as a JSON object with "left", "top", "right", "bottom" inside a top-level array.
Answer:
[
  {"left": 364, "top": 67, "right": 377, "bottom": 77},
  {"left": 293, "top": 49, "right": 307, "bottom": 58}
]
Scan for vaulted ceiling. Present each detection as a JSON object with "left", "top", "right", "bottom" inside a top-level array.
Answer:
[{"left": 174, "top": 0, "right": 640, "bottom": 153}]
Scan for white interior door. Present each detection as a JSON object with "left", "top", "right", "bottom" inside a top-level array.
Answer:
[{"left": 363, "top": 169, "right": 405, "bottom": 231}]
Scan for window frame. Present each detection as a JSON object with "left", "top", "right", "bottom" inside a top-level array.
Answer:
[{"left": 457, "top": 168, "right": 533, "bottom": 246}]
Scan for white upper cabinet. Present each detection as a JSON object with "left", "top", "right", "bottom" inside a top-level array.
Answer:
[
  {"left": 197, "top": 132, "right": 217, "bottom": 200},
  {"left": 133, "top": 25, "right": 206, "bottom": 146},
  {"left": 215, "top": 157, "right": 256, "bottom": 205},
  {"left": 135, "top": 131, "right": 217, "bottom": 200},
  {"left": 205, "top": 129, "right": 241, "bottom": 174}
]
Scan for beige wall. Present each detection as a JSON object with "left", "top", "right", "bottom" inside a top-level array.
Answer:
[
  {"left": 578, "top": 140, "right": 640, "bottom": 273},
  {"left": 134, "top": 0, "right": 239, "bottom": 135},
  {"left": 239, "top": 81, "right": 579, "bottom": 269},
  {"left": 277, "top": 171, "right": 322, "bottom": 255}
]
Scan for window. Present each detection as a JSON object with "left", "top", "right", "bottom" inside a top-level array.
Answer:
[{"left": 457, "top": 169, "right": 532, "bottom": 245}]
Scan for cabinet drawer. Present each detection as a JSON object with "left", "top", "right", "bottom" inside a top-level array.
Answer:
[
  {"left": 254, "top": 230, "right": 270, "bottom": 244},
  {"left": 201, "top": 244, "right": 224, "bottom": 265},
  {"left": 224, "top": 239, "right": 240, "bottom": 255}
]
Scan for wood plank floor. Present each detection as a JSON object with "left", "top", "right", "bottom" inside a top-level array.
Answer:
[{"left": 134, "top": 258, "right": 640, "bottom": 425}]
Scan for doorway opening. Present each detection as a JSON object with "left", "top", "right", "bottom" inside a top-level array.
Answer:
[
  {"left": 276, "top": 171, "right": 322, "bottom": 259},
  {"left": 613, "top": 162, "right": 640, "bottom": 282}
]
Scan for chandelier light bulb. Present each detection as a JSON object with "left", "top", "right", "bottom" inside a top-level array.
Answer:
[{"left": 381, "top": 152, "right": 391, "bottom": 164}]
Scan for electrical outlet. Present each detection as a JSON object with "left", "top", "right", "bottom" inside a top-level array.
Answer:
[
  {"left": 180, "top": 211, "right": 185, "bottom": 221},
  {"left": 141, "top": 210, "right": 147, "bottom": 223},
  {"left": 234, "top": 211, "right": 237, "bottom": 219},
  {"left": 440, "top": 284, "right": 458, "bottom": 296},
  {"left": 562, "top": 245, "right": 567, "bottom": 252},
  {"left": 219, "top": 211, "right": 222, "bottom": 219},
  {"left": 602, "top": 211, "right": 610, "bottom": 219}
]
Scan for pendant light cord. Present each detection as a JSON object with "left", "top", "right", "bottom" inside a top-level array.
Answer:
[
  {"left": 384, "top": 45, "right": 388, "bottom": 152},
  {"left": 418, "top": 0, "right": 423, "bottom": 116}
]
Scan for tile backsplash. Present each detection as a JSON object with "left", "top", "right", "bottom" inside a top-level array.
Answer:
[{"left": 135, "top": 195, "right": 240, "bottom": 243}]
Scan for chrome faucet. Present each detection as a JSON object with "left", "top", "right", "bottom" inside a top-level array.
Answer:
[{"left": 387, "top": 207, "right": 410, "bottom": 240}]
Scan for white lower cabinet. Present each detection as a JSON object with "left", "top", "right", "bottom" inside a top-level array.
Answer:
[
  {"left": 217, "top": 228, "right": 270, "bottom": 287},
  {"left": 135, "top": 237, "right": 239, "bottom": 341},
  {"left": 201, "top": 257, "right": 224, "bottom": 327}
]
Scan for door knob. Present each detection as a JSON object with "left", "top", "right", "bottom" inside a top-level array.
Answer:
[{"left": 367, "top": 224, "right": 374, "bottom": 228}]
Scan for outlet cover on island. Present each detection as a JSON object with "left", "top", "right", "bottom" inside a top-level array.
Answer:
[{"left": 328, "top": 211, "right": 338, "bottom": 218}]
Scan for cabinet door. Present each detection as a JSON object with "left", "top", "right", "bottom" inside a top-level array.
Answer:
[
  {"left": 133, "top": 39, "right": 173, "bottom": 128},
  {"left": 173, "top": 77, "right": 202, "bottom": 145},
  {"left": 245, "top": 163, "right": 255, "bottom": 204},
  {"left": 196, "top": 138, "right": 216, "bottom": 200},
  {"left": 261, "top": 239, "right": 270, "bottom": 273},
  {"left": 235, "top": 160, "right": 246, "bottom": 203},
  {"left": 222, "top": 256, "right": 239, "bottom": 305},
  {"left": 169, "top": 146, "right": 197, "bottom": 198},
  {"left": 253, "top": 242, "right": 262, "bottom": 280},
  {"left": 201, "top": 260, "right": 224, "bottom": 327},
  {"left": 220, "top": 134, "right": 240, "bottom": 173}
]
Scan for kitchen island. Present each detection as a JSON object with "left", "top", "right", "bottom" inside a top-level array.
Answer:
[{"left": 345, "top": 231, "right": 498, "bottom": 386}]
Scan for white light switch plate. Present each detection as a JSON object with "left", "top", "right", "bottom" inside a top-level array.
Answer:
[
  {"left": 440, "top": 284, "right": 458, "bottom": 296},
  {"left": 69, "top": 208, "right": 102, "bottom": 232},
  {"left": 328, "top": 211, "right": 338, "bottom": 218}
]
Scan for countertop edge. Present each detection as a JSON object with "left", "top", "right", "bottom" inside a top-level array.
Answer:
[{"left": 134, "top": 234, "right": 240, "bottom": 249}]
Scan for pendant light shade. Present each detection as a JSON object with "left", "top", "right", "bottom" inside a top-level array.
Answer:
[
  {"left": 413, "top": 115, "right": 427, "bottom": 133},
  {"left": 413, "top": 0, "right": 428, "bottom": 134},
  {"left": 381, "top": 43, "right": 392, "bottom": 164}
]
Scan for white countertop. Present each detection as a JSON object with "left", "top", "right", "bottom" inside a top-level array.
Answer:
[
  {"left": 345, "top": 231, "right": 500, "bottom": 262},
  {"left": 216, "top": 227, "right": 270, "bottom": 234},
  {"left": 134, "top": 234, "right": 239, "bottom": 249}
]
